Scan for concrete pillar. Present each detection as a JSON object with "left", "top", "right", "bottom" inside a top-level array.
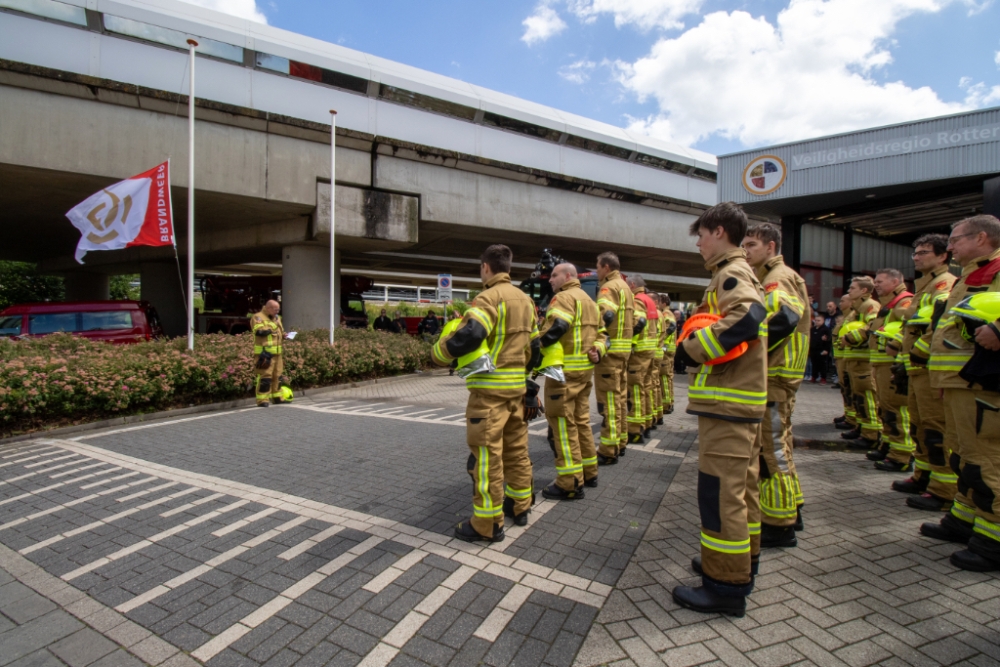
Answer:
[
  {"left": 282, "top": 246, "right": 340, "bottom": 332},
  {"left": 140, "top": 262, "right": 186, "bottom": 337},
  {"left": 985, "top": 176, "right": 1000, "bottom": 218},
  {"left": 64, "top": 273, "right": 110, "bottom": 301}
]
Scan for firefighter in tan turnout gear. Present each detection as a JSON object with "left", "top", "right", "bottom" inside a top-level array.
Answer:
[
  {"left": 432, "top": 245, "right": 540, "bottom": 543},
  {"left": 889, "top": 234, "right": 957, "bottom": 510},
  {"left": 833, "top": 293, "right": 855, "bottom": 430},
  {"left": 626, "top": 276, "right": 654, "bottom": 448},
  {"left": 741, "top": 223, "right": 810, "bottom": 548},
  {"left": 840, "top": 277, "right": 882, "bottom": 449},
  {"left": 251, "top": 300, "right": 289, "bottom": 407},
  {"left": 863, "top": 269, "right": 914, "bottom": 472},
  {"left": 921, "top": 215, "right": 1000, "bottom": 573},
  {"left": 672, "top": 202, "right": 768, "bottom": 618},
  {"left": 660, "top": 296, "right": 678, "bottom": 417},
  {"left": 536, "top": 263, "right": 608, "bottom": 499},
  {"left": 593, "top": 252, "right": 636, "bottom": 464}
]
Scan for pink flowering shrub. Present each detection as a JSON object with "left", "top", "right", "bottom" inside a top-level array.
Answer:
[{"left": 0, "top": 330, "right": 430, "bottom": 436}]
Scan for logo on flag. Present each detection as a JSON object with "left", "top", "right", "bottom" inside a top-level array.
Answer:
[{"left": 66, "top": 161, "right": 174, "bottom": 263}]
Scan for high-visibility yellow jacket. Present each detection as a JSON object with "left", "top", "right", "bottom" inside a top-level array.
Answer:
[
  {"left": 756, "top": 255, "right": 810, "bottom": 383},
  {"left": 840, "top": 295, "right": 880, "bottom": 360},
  {"left": 596, "top": 270, "right": 635, "bottom": 355},
  {"left": 432, "top": 272, "right": 538, "bottom": 396},
  {"left": 898, "top": 265, "right": 955, "bottom": 375},
  {"left": 538, "top": 278, "right": 608, "bottom": 374},
  {"left": 869, "top": 284, "right": 913, "bottom": 366},
  {"left": 832, "top": 311, "right": 849, "bottom": 360},
  {"left": 251, "top": 310, "right": 284, "bottom": 355},
  {"left": 680, "top": 247, "right": 768, "bottom": 423},
  {"left": 930, "top": 248, "right": 1000, "bottom": 389},
  {"left": 631, "top": 288, "right": 659, "bottom": 354}
]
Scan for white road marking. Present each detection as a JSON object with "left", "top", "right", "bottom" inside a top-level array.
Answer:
[
  {"left": 362, "top": 550, "right": 427, "bottom": 593},
  {"left": 290, "top": 404, "right": 466, "bottom": 428},
  {"left": 0, "top": 445, "right": 57, "bottom": 459},
  {"left": 277, "top": 524, "right": 344, "bottom": 560},
  {"left": 474, "top": 583, "right": 533, "bottom": 641},
  {"left": 72, "top": 408, "right": 258, "bottom": 440},
  {"left": 190, "top": 536, "right": 385, "bottom": 662}
]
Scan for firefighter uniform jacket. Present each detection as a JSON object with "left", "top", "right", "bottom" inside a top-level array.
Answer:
[
  {"left": 898, "top": 266, "right": 956, "bottom": 375},
  {"left": 841, "top": 296, "right": 880, "bottom": 359},
  {"left": 756, "top": 255, "right": 811, "bottom": 387},
  {"left": 869, "top": 284, "right": 913, "bottom": 366},
  {"left": 929, "top": 249, "right": 1000, "bottom": 389},
  {"left": 432, "top": 273, "right": 538, "bottom": 396},
  {"left": 662, "top": 309, "right": 678, "bottom": 355},
  {"left": 540, "top": 279, "right": 608, "bottom": 371},
  {"left": 832, "top": 311, "right": 849, "bottom": 361},
  {"left": 596, "top": 270, "right": 635, "bottom": 355},
  {"left": 632, "top": 288, "right": 660, "bottom": 353},
  {"left": 679, "top": 248, "right": 769, "bottom": 423},
  {"left": 251, "top": 310, "right": 284, "bottom": 355}
]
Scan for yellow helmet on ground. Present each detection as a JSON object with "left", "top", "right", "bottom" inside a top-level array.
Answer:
[{"left": 280, "top": 386, "right": 294, "bottom": 402}]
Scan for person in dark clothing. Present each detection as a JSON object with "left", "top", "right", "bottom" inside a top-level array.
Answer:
[
  {"left": 416, "top": 311, "right": 441, "bottom": 342},
  {"left": 373, "top": 309, "right": 393, "bottom": 332},
  {"left": 809, "top": 314, "right": 832, "bottom": 384},
  {"left": 393, "top": 313, "right": 407, "bottom": 334},
  {"left": 823, "top": 301, "right": 840, "bottom": 330}
]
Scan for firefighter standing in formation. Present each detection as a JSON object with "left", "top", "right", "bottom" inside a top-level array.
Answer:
[
  {"left": 432, "top": 244, "right": 540, "bottom": 543},
  {"left": 839, "top": 277, "right": 882, "bottom": 449},
  {"left": 741, "top": 223, "right": 810, "bottom": 548},
  {"left": 866, "top": 269, "right": 915, "bottom": 472},
  {"left": 672, "top": 202, "right": 768, "bottom": 617},
  {"left": 659, "top": 295, "right": 678, "bottom": 417},
  {"left": 833, "top": 293, "right": 854, "bottom": 429},
  {"left": 251, "top": 299, "right": 290, "bottom": 407},
  {"left": 890, "top": 234, "right": 957, "bottom": 510},
  {"left": 922, "top": 215, "right": 1000, "bottom": 572},
  {"left": 536, "top": 263, "right": 607, "bottom": 499},
  {"left": 594, "top": 252, "right": 635, "bottom": 464},
  {"left": 626, "top": 276, "right": 654, "bottom": 448},
  {"left": 650, "top": 293, "right": 666, "bottom": 426}
]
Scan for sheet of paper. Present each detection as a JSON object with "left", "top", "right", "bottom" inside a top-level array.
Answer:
[{"left": 287, "top": 331, "right": 297, "bottom": 340}]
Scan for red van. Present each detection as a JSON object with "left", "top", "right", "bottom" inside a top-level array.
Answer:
[{"left": 0, "top": 301, "right": 164, "bottom": 344}]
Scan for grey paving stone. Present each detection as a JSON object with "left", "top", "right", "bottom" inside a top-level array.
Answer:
[
  {"left": 0, "top": 611, "right": 85, "bottom": 667},
  {"left": 47, "top": 629, "right": 118, "bottom": 667},
  {"left": 5, "top": 650, "right": 68, "bottom": 667}
]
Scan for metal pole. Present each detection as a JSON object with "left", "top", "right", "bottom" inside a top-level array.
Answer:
[
  {"left": 329, "top": 110, "right": 337, "bottom": 345},
  {"left": 186, "top": 39, "right": 198, "bottom": 351}
]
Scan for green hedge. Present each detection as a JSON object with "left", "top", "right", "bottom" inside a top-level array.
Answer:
[{"left": 0, "top": 329, "right": 431, "bottom": 437}]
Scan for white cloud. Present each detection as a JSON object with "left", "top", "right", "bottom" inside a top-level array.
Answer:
[
  {"left": 567, "top": 0, "right": 704, "bottom": 30},
  {"left": 995, "top": 49, "right": 1000, "bottom": 68},
  {"left": 521, "top": 4, "right": 568, "bottom": 45},
  {"left": 559, "top": 59, "right": 597, "bottom": 83},
  {"left": 179, "top": 0, "right": 267, "bottom": 23},
  {"left": 616, "top": 0, "right": 991, "bottom": 147}
]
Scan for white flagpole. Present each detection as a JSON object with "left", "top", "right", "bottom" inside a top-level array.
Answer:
[
  {"left": 186, "top": 39, "right": 198, "bottom": 351},
  {"left": 329, "top": 110, "right": 337, "bottom": 346}
]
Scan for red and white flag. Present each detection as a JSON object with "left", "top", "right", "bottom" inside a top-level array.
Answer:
[{"left": 66, "top": 161, "right": 174, "bottom": 263}]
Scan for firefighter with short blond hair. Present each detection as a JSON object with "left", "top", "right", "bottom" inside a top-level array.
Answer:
[
  {"left": 251, "top": 300, "right": 289, "bottom": 407},
  {"left": 593, "top": 252, "right": 636, "bottom": 464}
]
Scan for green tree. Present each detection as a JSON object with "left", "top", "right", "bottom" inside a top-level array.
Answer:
[
  {"left": 110, "top": 274, "right": 141, "bottom": 300},
  {"left": 0, "top": 262, "right": 65, "bottom": 310}
]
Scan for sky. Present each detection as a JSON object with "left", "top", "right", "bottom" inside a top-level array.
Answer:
[{"left": 187, "top": 0, "right": 1000, "bottom": 158}]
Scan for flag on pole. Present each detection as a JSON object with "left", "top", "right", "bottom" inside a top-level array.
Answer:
[{"left": 66, "top": 161, "right": 174, "bottom": 263}]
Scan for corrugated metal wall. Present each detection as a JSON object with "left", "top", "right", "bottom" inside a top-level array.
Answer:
[
  {"left": 801, "top": 224, "right": 843, "bottom": 269},
  {"left": 853, "top": 235, "right": 914, "bottom": 279},
  {"left": 718, "top": 107, "right": 1000, "bottom": 205}
]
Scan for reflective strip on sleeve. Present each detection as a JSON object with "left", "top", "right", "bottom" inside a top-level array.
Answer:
[
  {"left": 548, "top": 308, "right": 574, "bottom": 324},
  {"left": 927, "top": 352, "right": 973, "bottom": 372},
  {"left": 695, "top": 326, "right": 725, "bottom": 360}
]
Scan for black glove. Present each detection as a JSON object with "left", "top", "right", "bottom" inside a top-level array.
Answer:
[
  {"left": 523, "top": 380, "right": 544, "bottom": 422},
  {"left": 255, "top": 350, "right": 273, "bottom": 369}
]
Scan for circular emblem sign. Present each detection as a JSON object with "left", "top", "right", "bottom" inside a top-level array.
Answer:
[
  {"left": 439, "top": 277, "right": 451, "bottom": 288},
  {"left": 742, "top": 155, "right": 787, "bottom": 196}
]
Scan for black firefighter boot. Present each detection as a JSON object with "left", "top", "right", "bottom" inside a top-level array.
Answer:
[
  {"left": 454, "top": 519, "right": 504, "bottom": 543},
  {"left": 541, "top": 483, "right": 585, "bottom": 501},
  {"left": 906, "top": 493, "right": 952, "bottom": 512},
  {"left": 672, "top": 586, "right": 746, "bottom": 617},
  {"left": 874, "top": 458, "right": 913, "bottom": 472},
  {"left": 794, "top": 507, "right": 804, "bottom": 532},
  {"left": 866, "top": 440, "right": 889, "bottom": 461},
  {"left": 892, "top": 475, "right": 928, "bottom": 494},
  {"left": 840, "top": 427, "right": 862, "bottom": 440},
  {"left": 951, "top": 535, "right": 1000, "bottom": 572},
  {"left": 760, "top": 523, "right": 797, "bottom": 548},
  {"left": 920, "top": 515, "right": 973, "bottom": 543},
  {"left": 502, "top": 495, "right": 532, "bottom": 527}
]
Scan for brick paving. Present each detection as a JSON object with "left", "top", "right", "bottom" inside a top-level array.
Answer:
[{"left": 0, "top": 371, "right": 998, "bottom": 667}]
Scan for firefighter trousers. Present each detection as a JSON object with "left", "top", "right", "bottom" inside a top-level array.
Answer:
[
  {"left": 697, "top": 416, "right": 761, "bottom": 597},
  {"left": 627, "top": 351, "right": 655, "bottom": 436},
  {"left": 255, "top": 354, "right": 284, "bottom": 406},
  {"left": 464, "top": 391, "right": 533, "bottom": 538},
  {"left": 944, "top": 388, "right": 1000, "bottom": 562},
  {"left": 835, "top": 358, "right": 855, "bottom": 425},
  {"left": 595, "top": 352, "right": 629, "bottom": 457},
  {"left": 661, "top": 355, "right": 675, "bottom": 413},
  {"left": 652, "top": 354, "right": 664, "bottom": 421},
  {"left": 844, "top": 359, "right": 881, "bottom": 441},
  {"left": 908, "top": 373, "right": 956, "bottom": 500},
  {"left": 544, "top": 371, "right": 597, "bottom": 490},
  {"left": 874, "top": 364, "right": 913, "bottom": 464},
  {"left": 757, "top": 381, "right": 802, "bottom": 528}
]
